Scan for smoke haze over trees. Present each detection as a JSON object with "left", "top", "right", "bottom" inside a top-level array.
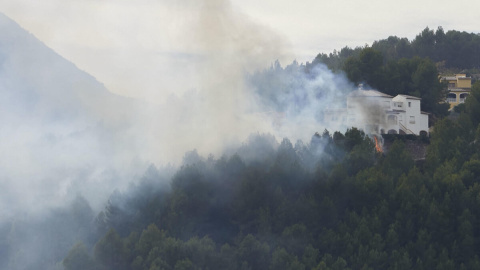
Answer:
[
  {"left": 0, "top": 5, "right": 353, "bottom": 269},
  {"left": 2, "top": 1, "right": 480, "bottom": 269},
  {"left": 247, "top": 28, "right": 480, "bottom": 121},
  {"left": 250, "top": 50, "right": 448, "bottom": 119},
  {"left": 62, "top": 83, "right": 480, "bottom": 269},
  {"left": 302, "top": 27, "right": 479, "bottom": 118}
]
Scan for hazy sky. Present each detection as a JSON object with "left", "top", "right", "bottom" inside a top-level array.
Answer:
[{"left": 1, "top": 0, "right": 479, "bottom": 100}]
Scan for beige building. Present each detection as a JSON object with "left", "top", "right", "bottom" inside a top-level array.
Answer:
[{"left": 440, "top": 74, "right": 472, "bottom": 109}]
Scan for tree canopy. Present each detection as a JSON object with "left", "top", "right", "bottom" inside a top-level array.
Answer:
[
  {"left": 61, "top": 100, "right": 480, "bottom": 269},
  {"left": 311, "top": 27, "right": 480, "bottom": 72}
]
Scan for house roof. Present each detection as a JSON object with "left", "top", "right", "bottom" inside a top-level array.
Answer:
[
  {"left": 440, "top": 75, "right": 471, "bottom": 80},
  {"left": 396, "top": 94, "right": 421, "bottom": 100},
  {"left": 348, "top": 90, "right": 393, "bottom": 98}
]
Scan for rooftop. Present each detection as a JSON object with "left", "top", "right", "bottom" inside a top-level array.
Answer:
[
  {"left": 396, "top": 94, "right": 422, "bottom": 100},
  {"left": 440, "top": 74, "right": 471, "bottom": 80},
  {"left": 349, "top": 89, "right": 393, "bottom": 98}
]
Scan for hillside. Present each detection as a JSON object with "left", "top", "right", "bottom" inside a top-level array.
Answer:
[
  {"left": 63, "top": 90, "right": 480, "bottom": 269},
  {"left": 0, "top": 12, "right": 135, "bottom": 124},
  {"left": 0, "top": 13, "right": 146, "bottom": 270},
  {"left": 0, "top": 11, "right": 147, "bottom": 213}
]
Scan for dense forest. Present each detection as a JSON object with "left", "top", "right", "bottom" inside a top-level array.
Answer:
[
  {"left": 60, "top": 82, "right": 480, "bottom": 270},
  {"left": 309, "top": 27, "right": 480, "bottom": 74}
]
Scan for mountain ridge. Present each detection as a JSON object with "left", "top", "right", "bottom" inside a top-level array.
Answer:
[{"left": 0, "top": 11, "right": 138, "bottom": 126}]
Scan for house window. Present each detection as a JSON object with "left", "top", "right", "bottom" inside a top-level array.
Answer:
[
  {"left": 408, "top": 102, "right": 411, "bottom": 107},
  {"left": 409, "top": 116, "right": 415, "bottom": 124}
]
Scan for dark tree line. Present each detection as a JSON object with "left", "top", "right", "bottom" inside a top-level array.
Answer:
[
  {"left": 63, "top": 83, "right": 480, "bottom": 270},
  {"left": 342, "top": 49, "right": 449, "bottom": 117},
  {"left": 310, "top": 27, "right": 480, "bottom": 72}
]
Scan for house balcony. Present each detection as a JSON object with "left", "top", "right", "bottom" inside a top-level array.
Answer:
[
  {"left": 459, "top": 93, "right": 469, "bottom": 103},
  {"left": 446, "top": 98, "right": 457, "bottom": 103}
]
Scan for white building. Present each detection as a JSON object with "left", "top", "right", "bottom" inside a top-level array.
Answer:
[{"left": 324, "top": 89, "right": 429, "bottom": 136}]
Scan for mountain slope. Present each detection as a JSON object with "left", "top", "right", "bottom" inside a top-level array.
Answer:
[
  {"left": 0, "top": 12, "right": 156, "bottom": 269},
  {"left": 0, "top": 12, "right": 146, "bottom": 219},
  {"left": 0, "top": 12, "right": 134, "bottom": 124}
]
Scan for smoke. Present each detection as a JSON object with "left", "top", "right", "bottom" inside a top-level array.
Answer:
[
  {"left": 249, "top": 62, "right": 356, "bottom": 140},
  {"left": 0, "top": 0, "right": 364, "bottom": 220},
  {"left": 0, "top": 0, "right": 368, "bottom": 268},
  {"left": 127, "top": 0, "right": 297, "bottom": 165},
  {"left": 0, "top": 0, "right": 293, "bottom": 218}
]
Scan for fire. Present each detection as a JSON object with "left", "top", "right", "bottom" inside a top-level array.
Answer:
[{"left": 374, "top": 136, "right": 383, "bottom": 153}]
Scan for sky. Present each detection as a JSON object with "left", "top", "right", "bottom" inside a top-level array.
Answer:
[{"left": 1, "top": 0, "right": 479, "bottom": 100}]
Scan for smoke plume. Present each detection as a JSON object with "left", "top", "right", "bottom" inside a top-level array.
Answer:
[{"left": 0, "top": 0, "right": 366, "bottom": 268}]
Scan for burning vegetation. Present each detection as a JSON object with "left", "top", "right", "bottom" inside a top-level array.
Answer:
[{"left": 374, "top": 135, "right": 383, "bottom": 153}]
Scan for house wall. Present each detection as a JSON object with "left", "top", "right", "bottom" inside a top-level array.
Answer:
[
  {"left": 445, "top": 79, "right": 457, "bottom": 88},
  {"left": 404, "top": 99, "right": 421, "bottom": 134},
  {"left": 418, "top": 114, "right": 429, "bottom": 134},
  {"left": 457, "top": 78, "right": 472, "bottom": 88},
  {"left": 391, "top": 95, "right": 428, "bottom": 135}
]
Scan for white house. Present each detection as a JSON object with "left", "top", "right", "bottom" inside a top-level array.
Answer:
[
  {"left": 390, "top": 95, "right": 429, "bottom": 135},
  {"left": 324, "top": 89, "right": 429, "bottom": 136}
]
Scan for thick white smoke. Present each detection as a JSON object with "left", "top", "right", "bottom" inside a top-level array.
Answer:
[
  {"left": 0, "top": 0, "right": 363, "bottom": 223},
  {"left": 0, "top": 1, "right": 368, "bottom": 269},
  {"left": 124, "top": 0, "right": 295, "bottom": 166},
  {"left": 0, "top": 0, "right": 362, "bottom": 217}
]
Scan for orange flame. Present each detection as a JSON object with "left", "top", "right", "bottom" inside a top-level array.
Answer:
[{"left": 374, "top": 136, "right": 383, "bottom": 153}]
